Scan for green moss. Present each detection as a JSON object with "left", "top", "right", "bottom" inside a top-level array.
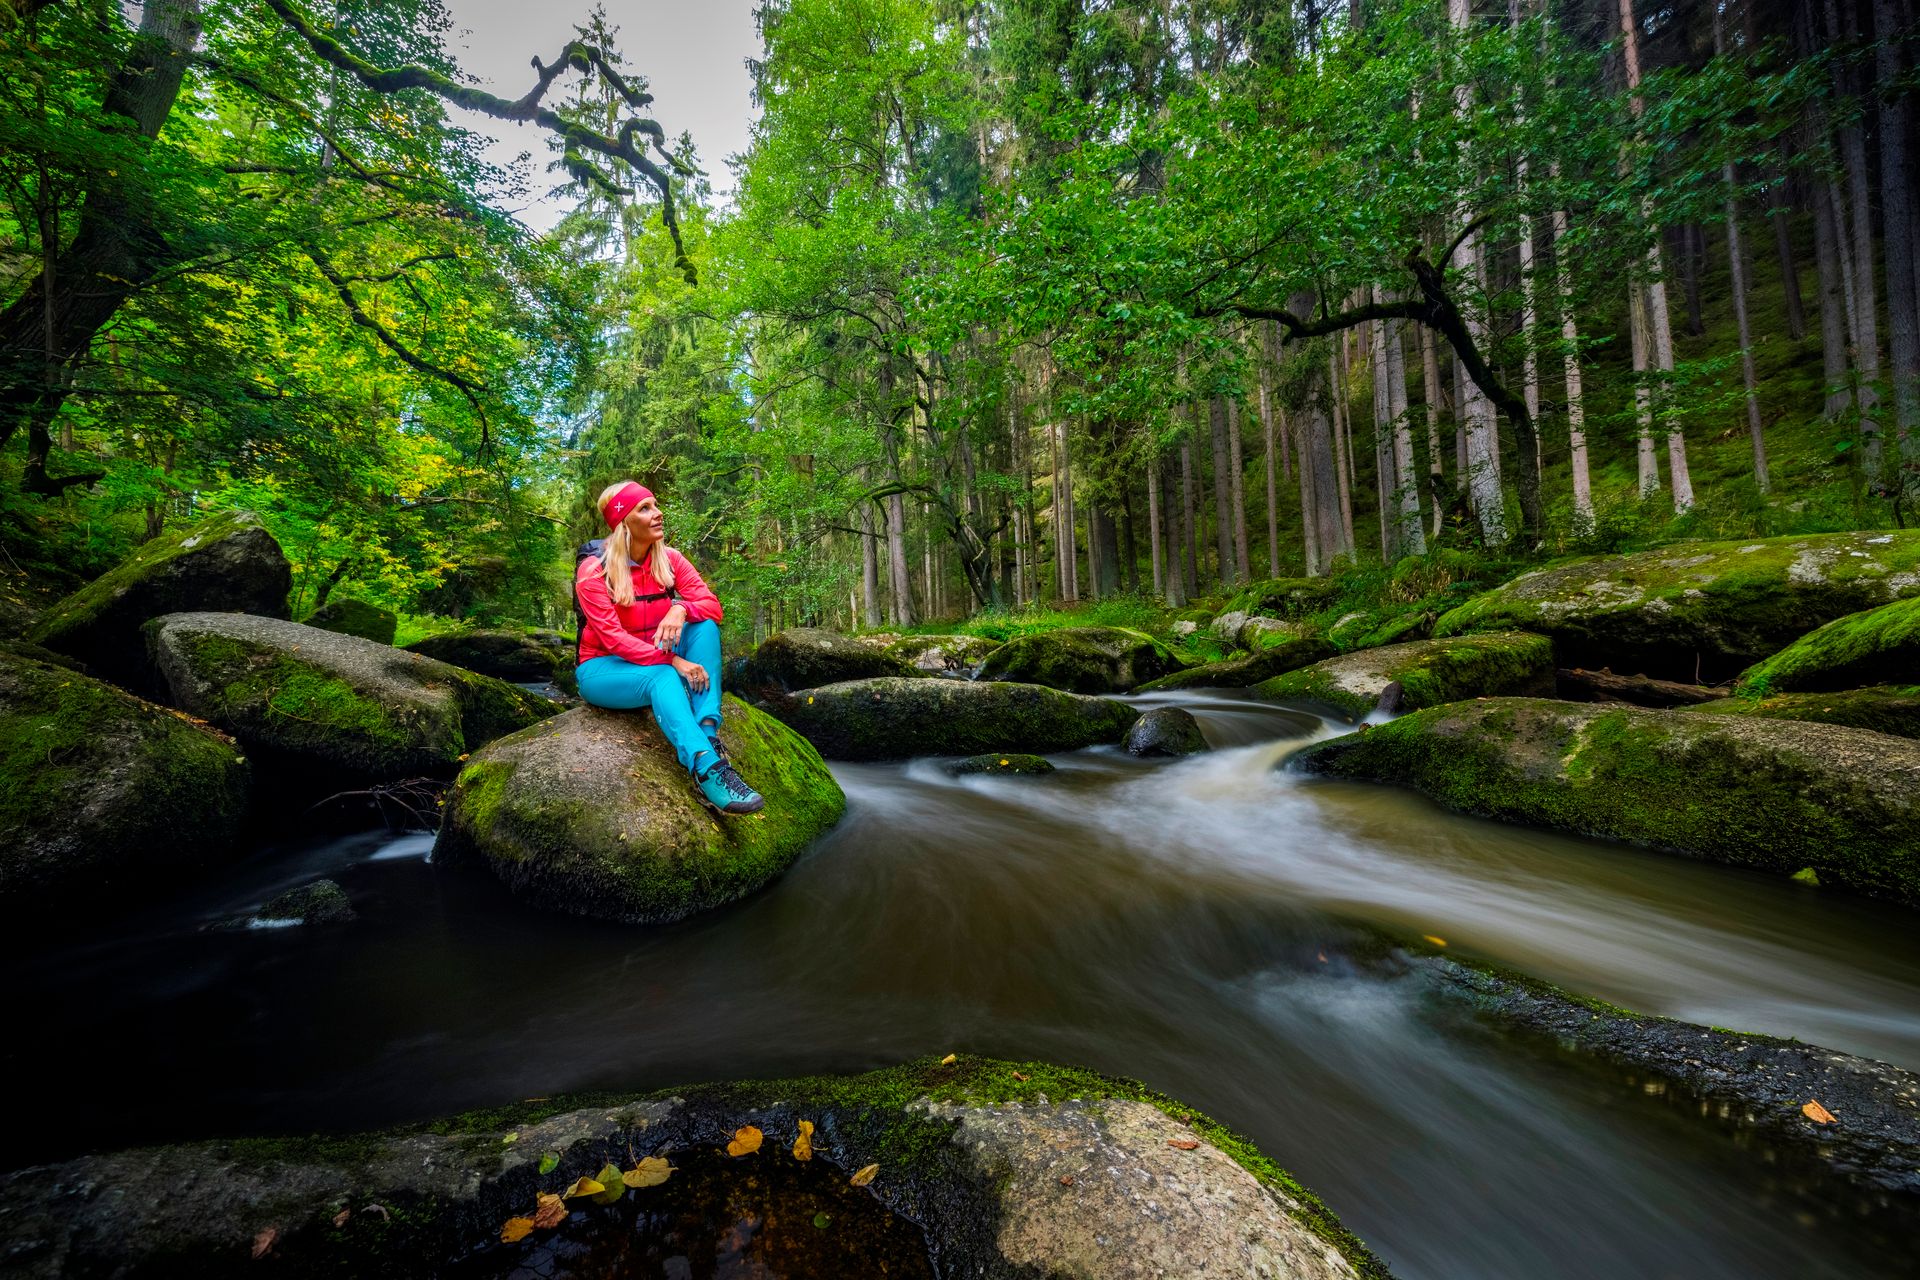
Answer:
[
  {"left": 1253, "top": 633, "right": 1555, "bottom": 720},
  {"left": 767, "top": 677, "right": 1138, "bottom": 761},
  {"left": 28, "top": 509, "right": 267, "bottom": 644},
  {"left": 1792, "top": 867, "right": 1822, "bottom": 887},
  {"left": 306, "top": 597, "right": 398, "bottom": 645},
  {"left": 1736, "top": 597, "right": 1920, "bottom": 695},
  {"left": 944, "top": 752, "right": 1055, "bottom": 775},
  {"left": 976, "top": 625, "right": 1182, "bottom": 693},
  {"left": 185, "top": 631, "right": 445, "bottom": 760},
  {"left": 1687, "top": 686, "right": 1920, "bottom": 740}
]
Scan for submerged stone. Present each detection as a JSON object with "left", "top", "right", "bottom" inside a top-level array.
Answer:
[
  {"left": 146, "top": 613, "right": 558, "bottom": 784},
  {"left": 259, "top": 878, "right": 355, "bottom": 925},
  {"left": 976, "top": 625, "right": 1185, "bottom": 694},
  {"left": 1735, "top": 596, "right": 1920, "bottom": 695},
  {"left": 1292, "top": 697, "right": 1920, "bottom": 905},
  {"left": 0, "top": 650, "right": 250, "bottom": 921},
  {"left": 0, "top": 1058, "right": 1383, "bottom": 1280},
  {"left": 28, "top": 509, "right": 292, "bottom": 688},
  {"left": 1253, "top": 632, "right": 1556, "bottom": 721},
  {"left": 434, "top": 697, "right": 844, "bottom": 924},
  {"left": 1124, "top": 706, "right": 1209, "bottom": 756},
  {"left": 764, "top": 676, "right": 1139, "bottom": 761},
  {"left": 304, "top": 597, "right": 397, "bottom": 646},
  {"left": 1434, "top": 530, "right": 1920, "bottom": 682},
  {"left": 944, "top": 752, "right": 1056, "bottom": 776}
]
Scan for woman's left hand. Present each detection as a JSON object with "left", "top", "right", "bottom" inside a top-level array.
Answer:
[{"left": 655, "top": 603, "right": 688, "bottom": 650}]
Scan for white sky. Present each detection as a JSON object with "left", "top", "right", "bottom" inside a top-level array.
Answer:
[{"left": 441, "top": 0, "right": 761, "bottom": 231}]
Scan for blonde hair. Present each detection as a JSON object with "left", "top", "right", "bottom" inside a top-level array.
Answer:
[{"left": 596, "top": 482, "right": 674, "bottom": 607}]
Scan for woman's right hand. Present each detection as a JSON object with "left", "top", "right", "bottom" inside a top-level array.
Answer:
[{"left": 673, "top": 654, "right": 709, "bottom": 693}]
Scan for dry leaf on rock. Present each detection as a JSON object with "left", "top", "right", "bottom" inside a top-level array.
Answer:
[
  {"left": 1011, "top": 1072, "right": 1029, "bottom": 1082},
  {"left": 531, "top": 1194, "right": 569, "bottom": 1229},
  {"left": 623, "top": 1156, "right": 674, "bottom": 1188},
  {"left": 251, "top": 1227, "right": 278, "bottom": 1260},
  {"left": 727, "top": 1125, "right": 764, "bottom": 1157},
  {"left": 500, "top": 1217, "right": 534, "bottom": 1244},
  {"left": 1167, "top": 1139, "right": 1201, "bottom": 1150},
  {"left": 793, "top": 1120, "right": 814, "bottom": 1162},
  {"left": 850, "top": 1163, "right": 879, "bottom": 1187},
  {"left": 331, "top": 1208, "right": 350, "bottom": 1228},
  {"left": 1802, "top": 1100, "right": 1837, "bottom": 1124},
  {"left": 562, "top": 1175, "right": 604, "bottom": 1198}
]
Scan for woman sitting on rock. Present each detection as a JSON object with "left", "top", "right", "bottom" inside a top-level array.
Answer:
[{"left": 574, "top": 481, "right": 765, "bottom": 815}]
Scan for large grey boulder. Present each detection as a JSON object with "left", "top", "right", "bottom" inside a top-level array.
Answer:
[
  {"left": 883, "top": 632, "right": 1004, "bottom": 676},
  {"left": 28, "top": 510, "right": 291, "bottom": 686},
  {"left": 435, "top": 698, "right": 844, "bottom": 924},
  {"left": 0, "top": 650, "right": 250, "bottom": 920},
  {"left": 146, "top": 613, "right": 558, "bottom": 783},
  {"left": 1254, "top": 633, "right": 1556, "bottom": 721},
  {"left": 976, "top": 626, "right": 1184, "bottom": 694},
  {"left": 1124, "top": 706, "right": 1209, "bottom": 756},
  {"left": 1293, "top": 697, "right": 1920, "bottom": 904},
  {"left": 1684, "top": 685, "right": 1920, "bottom": 741},
  {"left": 404, "top": 626, "right": 576, "bottom": 690},
  {"left": 765, "top": 677, "right": 1139, "bottom": 761},
  {"left": 1133, "top": 625, "right": 1334, "bottom": 692},
  {"left": 1434, "top": 530, "right": 1920, "bottom": 682},
  {"left": 0, "top": 1058, "right": 1381, "bottom": 1280},
  {"left": 735, "top": 627, "right": 917, "bottom": 696}
]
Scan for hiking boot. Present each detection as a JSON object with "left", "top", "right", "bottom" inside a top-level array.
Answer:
[
  {"left": 696, "top": 761, "right": 764, "bottom": 815},
  {"left": 706, "top": 733, "right": 730, "bottom": 766}
]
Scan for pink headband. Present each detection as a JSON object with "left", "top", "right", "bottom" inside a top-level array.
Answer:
[{"left": 603, "top": 481, "right": 652, "bottom": 529}]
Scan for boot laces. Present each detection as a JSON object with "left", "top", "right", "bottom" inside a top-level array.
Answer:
[{"left": 712, "top": 762, "right": 755, "bottom": 801}]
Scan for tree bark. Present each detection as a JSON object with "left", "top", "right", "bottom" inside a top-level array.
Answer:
[
  {"left": 860, "top": 498, "right": 881, "bottom": 627},
  {"left": 1828, "top": 0, "right": 1885, "bottom": 484},
  {"left": 1180, "top": 440, "right": 1199, "bottom": 596},
  {"left": 1209, "top": 396, "right": 1236, "bottom": 584},
  {"left": 1148, "top": 459, "right": 1166, "bottom": 600},
  {"left": 1228, "top": 395, "right": 1249, "bottom": 583},
  {"left": 1875, "top": 0, "right": 1920, "bottom": 471},
  {"left": 1550, "top": 200, "right": 1595, "bottom": 535},
  {"left": 1630, "top": 283, "right": 1660, "bottom": 499},
  {"left": 1420, "top": 323, "right": 1447, "bottom": 534},
  {"left": 1713, "top": 3, "right": 1770, "bottom": 493}
]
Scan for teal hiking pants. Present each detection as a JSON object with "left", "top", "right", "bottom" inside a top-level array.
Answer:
[{"left": 575, "top": 618, "right": 724, "bottom": 774}]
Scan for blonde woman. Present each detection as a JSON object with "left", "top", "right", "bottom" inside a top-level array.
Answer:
[{"left": 573, "top": 481, "right": 764, "bottom": 814}]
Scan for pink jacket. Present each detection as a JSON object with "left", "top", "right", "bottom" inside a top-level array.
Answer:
[{"left": 575, "top": 547, "right": 723, "bottom": 666}]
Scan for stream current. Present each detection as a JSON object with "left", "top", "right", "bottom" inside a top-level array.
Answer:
[{"left": 9, "top": 691, "right": 1919, "bottom": 1278}]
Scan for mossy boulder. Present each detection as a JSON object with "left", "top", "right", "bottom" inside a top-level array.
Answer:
[
  {"left": 0, "top": 651, "right": 250, "bottom": 920},
  {"left": 0, "top": 1057, "right": 1382, "bottom": 1280},
  {"left": 305, "top": 597, "right": 397, "bottom": 646},
  {"left": 1293, "top": 697, "right": 1920, "bottom": 905},
  {"left": 736, "top": 627, "right": 917, "bottom": 696},
  {"left": 1131, "top": 630, "right": 1337, "bottom": 692},
  {"left": 403, "top": 626, "right": 576, "bottom": 691},
  {"left": 1327, "top": 608, "right": 1435, "bottom": 650},
  {"left": 1434, "top": 530, "right": 1920, "bottom": 682},
  {"left": 944, "top": 752, "right": 1056, "bottom": 776},
  {"left": 259, "top": 878, "right": 356, "bottom": 925},
  {"left": 434, "top": 697, "right": 843, "bottom": 924},
  {"left": 976, "top": 626, "right": 1184, "bottom": 694},
  {"left": 27, "top": 509, "right": 291, "bottom": 687},
  {"left": 1254, "top": 632, "right": 1556, "bottom": 721},
  {"left": 146, "top": 613, "right": 558, "bottom": 784},
  {"left": 1224, "top": 576, "right": 1342, "bottom": 618},
  {"left": 1124, "top": 707, "right": 1208, "bottom": 757},
  {"left": 883, "top": 632, "right": 1004, "bottom": 676},
  {"left": 1685, "top": 687, "right": 1920, "bottom": 741},
  {"left": 1735, "top": 596, "right": 1920, "bottom": 695},
  {"left": 765, "top": 677, "right": 1139, "bottom": 761}
]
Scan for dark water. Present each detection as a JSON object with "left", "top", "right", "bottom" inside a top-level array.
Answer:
[{"left": 8, "top": 691, "right": 1920, "bottom": 1279}]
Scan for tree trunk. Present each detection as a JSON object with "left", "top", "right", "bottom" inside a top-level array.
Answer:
[
  {"left": 1301, "top": 359, "right": 1350, "bottom": 573},
  {"left": 1180, "top": 440, "right": 1199, "bottom": 595},
  {"left": 1420, "top": 323, "right": 1447, "bottom": 535},
  {"left": 886, "top": 492, "right": 915, "bottom": 626},
  {"left": 1551, "top": 200, "right": 1595, "bottom": 535},
  {"left": 1148, "top": 460, "right": 1166, "bottom": 599},
  {"left": 1630, "top": 283, "right": 1661, "bottom": 498},
  {"left": 1259, "top": 362, "right": 1280, "bottom": 576},
  {"left": 860, "top": 498, "right": 881, "bottom": 627},
  {"left": 1329, "top": 350, "right": 1356, "bottom": 551},
  {"left": 1228, "top": 396, "right": 1249, "bottom": 583},
  {"left": 1713, "top": 4, "right": 1770, "bottom": 493},
  {"left": 1875, "top": 0, "right": 1920, "bottom": 471},
  {"left": 1209, "top": 396, "right": 1236, "bottom": 584},
  {"left": 1387, "top": 315, "right": 1424, "bottom": 555},
  {"left": 1829, "top": 0, "right": 1885, "bottom": 484}
]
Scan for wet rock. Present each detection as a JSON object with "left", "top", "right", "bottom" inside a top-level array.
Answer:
[
  {"left": 0, "top": 650, "right": 250, "bottom": 922},
  {"left": 1124, "top": 707, "right": 1209, "bottom": 757},
  {"left": 883, "top": 632, "right": 1004, "bottom": 677},
  {"left": 977, "top": 626, "right": 1184, "bottom": 694},
  {"left": 1293, "top": 697, "right": 1920, "bottom": 905},
  {"left": 735, "top": 627, "right": 917, "bottom": 696},
  {"left": 146, "top": 613, "right": 558, "bottom": 785},
  {"left": 764, "top": 677, "right": 1139, "bottom": 761},
  {"left": 259, "top": 878, "right": 355, "bottom": 925},
  {"left": 1133, "top": 626, "right": 1335, "bottom": 692},
  {"left": 434, "top": 698, "right": 844, "bottom": 924},
  {"left": 304, "top": 597, "right": 396, "bottom": 646},
  {"left": 1434, "top": 530, "right": 1920, "bottom": 683},
  {"left": 1683, "top": 686, "right": 1920, "bottom": 741},
  {"left": 404, "top": 626, "right": 576, "bottom": 692},
  {"left": 28, "top": 510, "right": 291, "bottom": 688},
  {"left": 0, "top": 1057, "right": 1383, "bottom": 1280},
  {"left": 1735, "top": 595, "right": 1920, "bottom": 695},
  {"left": 1254, "top": 632, "right": 1556, "bottom": 721},
  {"left": 944, "top": 752, "right": 1056, "bottom": 776}
]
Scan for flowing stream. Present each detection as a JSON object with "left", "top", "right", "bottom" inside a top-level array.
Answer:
[{"left": 10, "top": 692, "right": 1919, "bottom": 1278}]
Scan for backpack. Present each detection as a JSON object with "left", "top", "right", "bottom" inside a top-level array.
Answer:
[{"left": 574, "top": 539, "right": 679, "bottom": 665}]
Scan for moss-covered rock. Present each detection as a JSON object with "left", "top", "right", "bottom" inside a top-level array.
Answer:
[
  {"left": 1131, "top": 631, "right": 1338, "bottom": 692},
  {"left": 0, "top": 650, "right": 250, "bottom": 920},
  {"left": 976, "top": 625, "right": 1185, "bottom": 693},
  {"left": 1253, "top": 633, "right": 1556, "bottom": 721},
  {"left": 943, "top": 752, "right": 1056, "bottom": 776},
  {"left": 764, "top": 677, "right": 1139, "bottom": 761},
  {"left": 146, "top": 613, "right": 558, "bottom": 784},
  {"left": 1224, "top": 576, "right": 1342, "bottom": 619},
  {"left": 1433, "top": 530, "right": 1920, "bottom": 682},
  {"left": 884, "top": 632, "right": 1004, "bottom": 676},
  {"left": 27, "top": 509, "right": 291, "bottom": 686},
  {"left": 1685, "top": 686, "right": 1920, "bottom": 741},
  {"left": 735, "top": 627, "right": 917, "bottom": 696},
  {"left": 434, "top": 697, "right": 843, "bottom": 924},
  {"left": 0, "top": 1057, "right": 1383, "bottom": 1280},
  {"left": 1124, "top": 706, "right": 1208, "bottom": 757},
  {"left": 1735, "top": 596, "right": 1920, "bottom": 695},
  {"left": 305, "top": 597, "right": 397, "bottom": 646},
  {"left": 1327, "top": 608, "right": 1435, "bottom": 650},
  {"left": 259, "top": 879, "right": 356, "bottom": 925},
  {"left": 1292, "top": 697, "right": 1920, "bottom": 904},
  {"left": 403, "top": 626, "right": 576, "bottom": 691}
]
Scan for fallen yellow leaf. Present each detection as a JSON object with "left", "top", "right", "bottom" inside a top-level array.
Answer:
[
  {"left": 1012, "top": 1071, "right": 1029, "bottom": 1082},
  {"left": 1422, "top": 935, "right": 1447, "bottom": 948},
  {"left": 562, "top": 1175, "right": 604, "bottom": 1198},
  {"left": 1802, "top": 1100, "right": 1837, "bottom": 1124},
  {"left": 500, "top": 1217, "right": 534, "bottom": 1243},
  {"left": 793, "top": 1119, "right": 814, "bottom": 1162},
  {"left": 727, "top": 1125, "right": 764, "bottom": 1157},
  {"left": 850, "top": 1163, "right": 879, "bottom": 1186},
  {"left": 939, "top": 1053, "right": 956, "bottom": 1066},
  {"left": 623, "top": 1156, "right": 674, "bottom": 1187},
  {"left": 531, "top": 1193, "right": 568, "bottom": 1229},
  {"left": 252, "top": 1226, "right": 278, "bottom": 1259}
]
